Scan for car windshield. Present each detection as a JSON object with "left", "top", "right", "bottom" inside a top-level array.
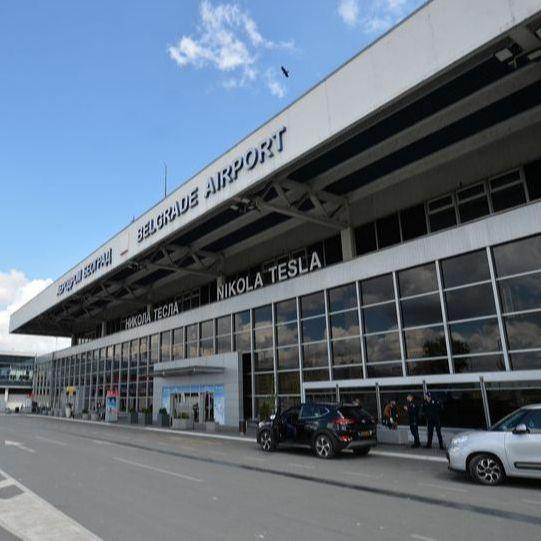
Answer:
[{"left": 490, "top": 408, "right": 528, "bottom": 431}]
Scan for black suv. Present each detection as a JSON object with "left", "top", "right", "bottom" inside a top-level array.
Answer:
[{"left": 257, "top": 403, "right": 377, "bottom": 459}]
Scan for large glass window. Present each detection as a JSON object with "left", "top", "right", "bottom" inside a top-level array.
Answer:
[
  {"left": 441, "top": 250, "right": 490, "bottom": 288},
  {"left": 160, "top": 331, "right": 171, "bottom": 362},
  {"left": 200, "top": 320, "right": 214, "bottom": 356},
  {"left": 216, "top": 316, "right": 231, "bottom": 354},
  {"left": 399, "top": 263, "right": 438, "bottom": 297},
  {"left": 493, "top": 235, "right": 541, "bottom": 278},
  {"left": 456, "top": 183, "right": 489, "bottom": 223},
  {"left": 427, "top": 383, "right": 485, "bottom": 428},
  {"left": 445, "top": 284, "right": 495, "bottom": 321},
  {"left": 400, "top": 204, "right": 427, "bottom": 241},
  {"left": 376, "top": 213, "right": 401, "bottom": 248},
  {"left": 185, "top": 324, "right": 198, "bottom": 358},
  {"left": 428, "top": 194, "right": 457, "bottom": 232},
  {"left": 489, "top": 169, "right": 526, "bottom": 212},
  {"left": 361, "top": 274, "right": 394, "bottom": 305},
  {"left": 172, "top": 328, "right": 184, "bottom": 360}
]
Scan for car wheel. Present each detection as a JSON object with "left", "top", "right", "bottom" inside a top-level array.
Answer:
[
  {"left": 259, "top": 429, "right": 276, "bottom": 452},
  {"left": 314, "top": 433, "right": 336, "bottom": 459},
  {"left": 469, "top": 454, "right": 505, "bottom": 486},
  {"left": 353, "top": 447, "right": 370, "bottom": 456}
]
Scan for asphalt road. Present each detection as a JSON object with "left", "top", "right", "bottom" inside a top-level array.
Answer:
[{"left": 1, "top": 414, "right": 540, "bottom": 541}]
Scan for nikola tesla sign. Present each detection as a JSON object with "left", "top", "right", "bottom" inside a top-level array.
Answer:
[{"left": 137, "top": 126, "right": 287, "bottom": 243}]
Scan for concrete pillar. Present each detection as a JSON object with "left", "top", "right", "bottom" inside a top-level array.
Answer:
[
  {"left": 101, "top": 321, "right": 107, "bottom": 337},
  {"left": 4, "top": 388, "right": 8, "bottom": 404},
  {"left": 340, "top": 227, "right": 356, "bottom": 261}
]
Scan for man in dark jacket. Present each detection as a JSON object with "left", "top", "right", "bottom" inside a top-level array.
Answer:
[
  {"left": 404, "top": 394, "right": 420, "bottom": 448},
  {"left": 423, "top": 392, "right": 444, "bottom": 450}
]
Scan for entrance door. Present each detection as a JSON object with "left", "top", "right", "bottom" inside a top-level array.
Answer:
[{"left": 202, "top": 392, "right": 214, "bottom": 422}]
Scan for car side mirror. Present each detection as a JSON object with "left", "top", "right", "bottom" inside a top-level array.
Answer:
[{"left": 513, "top": 423, "right": 530, "bottom": 435}]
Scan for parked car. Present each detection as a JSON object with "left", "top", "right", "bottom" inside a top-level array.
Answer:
[
  {"left": 447, "top": 404, "right": 541, "bottom": 485},
  {"left": 257, "top": 402, "right": 377, "bottom": 459}
]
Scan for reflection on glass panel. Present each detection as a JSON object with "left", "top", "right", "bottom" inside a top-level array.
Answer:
[
  {"left": 454, "top": 355, "right": 505, "bottom": 373},
  {"left": 399, "top": 263, "right": 437, "bottom": 296},
  {"left": 355, "top": 222, "right": 377, "bottom": 256},
  {"left": 330, "top": 311, "right": 359, "bottom": 339},
  {"left": 376, "top": 213, "right": 401, "bottom": 248},
  {"left": 275, "top": 299, "right": 297, "bottom": 323},
  {"left": 278, "top": 372, "right": 300, "bottom": 394},
  {"left": 186, "top": 343, "right": 198, "bottom": 358},
  {"left": 510, "top": 351, "right": 541, "bottom": 371},
  {"left": 172, "top": 328, "right": 184, "bottom": 360},
  {"left": 491, "top": 184, "right": 526, "bottom": 212},
  {"left": 303, "top": 369, "right": 330, "bottom": 382},
  {"left": 401, "top": 294, "right": 442, "bottom": 328},
  {"left": 441, "top": 250, "right": 490, "bottom": 288},
  {"left": 254, "top": 350, "right": 274, "bottom": 372},
  {"left": 333, "top": 365, "right": 363, "bottom": 380},
  {"left": 450, "top": 318, "right": 501, "bottom": 354},
  {"left": 186, "top": 324, "right": 198, "bottom": 342},
  {"left": 276, "top": 346, "right": 299, "bottom": 370},
  {"left": 276, "top": 322, "right": 298, "bottom": 347},
  {"left": 200, "top": 320, "right": 213, "bottom": 339},
  {"left": 493, "top": 235, "right": 541, "bottom": 277},
  {"left": 499, "top": 272, "right": 541, "bottom": 313},
  {"left": 254, "top": 327, "right": 273, "bottom": 350},
  {"left": 401, "top": 204, "right": 427, "bottom": 241},
  {"left": 505, "top": 312, "right": 541, "bottom": 350},
  {"left": 301, "top": 316, "right": 327, "bottom": 343},
  {"left": 253, "top": 305, "right": 272, "bottom": 328},
  {"left": 150, "top": 335, "right": 160, "bottom": 364},
  {"left": 404, "top": 326, "right": 446, "bottom": 358},
  {"left": 234, "top": 331, "right": 251, "bottom": 352},
  {"left": 332, "top": 338, "right": 362, "bottom": 366},
  {"left": 328, "top": 283, "right": 357, "bottom": 312},
  {"left": 426, "top": 385, "right": 485, "bottom": 428},
  {"left": 301, "top": 291, "right": 325, "bottom": 318},
  {"left": 365, "top": 332, "right": 401, "bottom": 363},
  {"left": 302, "top": 341, "right": 328, "bottom": 368},
  {"left": 234, "top": 311, "right": 250, "bottom": 332},
  {"left": 361, "top": 274, "right": 394, "bottom": 305},
  {"left": 429, "top": 207, "right": 456, "bottom": 232},
  {"left": 406, "top": 359, "right": 449, "bottom": 376},
  {"left": 216, "top": 335, "right": 231, "bottom": 354},
  {"left": 458, "top": 194, "right": 489, "bottom": 223},
  {"left": 200, "top": 339, "right": 213, "bottom": 357},
  {"left": 366, "top": 362, "right": 403, "bottom": 378},
  {"left": 255, "top": 373, "right": 274, "bottom": 395},
  {"left": 487, "top": 382, "right": 541, "bottom": 426},
  {"left": 363, "top": 303, "right": 397, "bottom": 334},
  {"left": 445, "top": 284, "right": 496, "bottom": 321},
  {"left": 216, "top": 316, "right": 231, "bottom": 336}
]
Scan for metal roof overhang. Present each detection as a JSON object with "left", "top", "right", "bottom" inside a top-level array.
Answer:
[
  {"left": 10, "top": 1, "right": 541, "bottom": 338},
  {"left": 153, "top": 359, "right": 226, "bottom": 377}
]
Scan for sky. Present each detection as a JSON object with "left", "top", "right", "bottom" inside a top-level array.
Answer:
[{"left": 0, "top": 0, "right": 426, "bottom": 354}]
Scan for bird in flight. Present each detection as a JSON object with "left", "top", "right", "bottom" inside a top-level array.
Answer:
[{"left": 281, "top": 66, "right": 290, "bottom": 78}]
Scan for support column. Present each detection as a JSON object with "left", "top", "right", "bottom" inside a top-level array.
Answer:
[
  {"left": 4, "top": 388, "right": 9, "bottom": 405},
  {"left": 340, "top": 227, "right": 356, "bottom": 262},
  {"left": 101, "top": 321, "right": 107, "bottom": 337}
]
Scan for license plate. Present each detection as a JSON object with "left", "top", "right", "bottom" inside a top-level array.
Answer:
[{"left": 361, "top": 430, "right": 372, "bottom": 438}]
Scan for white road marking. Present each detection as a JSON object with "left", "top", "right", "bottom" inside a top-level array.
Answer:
[
  {"left": 35, "top": 435, "right": 67, "bottom": 446},
  {"left": 113, "top": 456, "right": 204, "bottom": 483},
  {"left": 410, "top": 534, "right": 439, "bottom": 541},
  {"left": 4, "top": 440, "right": 36, "bottom": 453},
  {"left": 287, "top": 462, "right": 315, "bottom": 469},
  {"left": 418, "top": 482, "right": 468, "bottom": 494},
  {"left": 371, "top": 450, "right": 447, "bottom": 463},
  {"left": 341, "top": 470, "right": 383, "bottom": 479},
  {"left": 0, "top": 465, "right": 101, "bottom": 540},
  {"left": 521, "top": 498, "right": 541, "bottom": 506}
]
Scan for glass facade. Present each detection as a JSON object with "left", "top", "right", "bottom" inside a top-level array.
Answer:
[{"left": 34, "top": 231, "right": 541, "bottom": 427}]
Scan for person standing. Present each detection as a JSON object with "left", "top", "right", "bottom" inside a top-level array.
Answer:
[
  {"left": 423, "top": 392, "right": 444, "bottom": 450},
  {"left": 404, "top": 394, "right": 420, "bottom": 448}
]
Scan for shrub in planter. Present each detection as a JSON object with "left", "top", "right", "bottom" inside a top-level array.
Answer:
[
  {"left": 128, "top": 408, "right": 138, "bottom": 424},
  {"left": 141, "top": 407, "right": 153, "bottom": 425},
  {"left": 158, "top": 407, "right": 170, "bottom": 428},
  {"left": 172, "top": 411, "right": 192, "bottom": 430},
  {"left": 81, "top": 408, "right": 90, "bottom": 421}
]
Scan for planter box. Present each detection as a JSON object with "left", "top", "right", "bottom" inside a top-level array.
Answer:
[
  {"left": 139, "top": 412, "right": 153, "bottom": 425},
  {"left": 158, "top": 413, "right": 170, "bottom": 428},
  {"left": 90, "top": 412, "right": 99, "bottom": 421},
  {"left": 376, "top": 425, "right": 410, "bottom": 445},
  {"left": 172, "top": 418, "right": 193, "bottom": 430},
  {"left": 128, "top": 411, "right": 138, "bottom": 424},
  {"left": 205, "top": 422, "right": 216, "bottom": 432},
  {"left": 81, "top": 413, "right": 90, "bottom": 421}
]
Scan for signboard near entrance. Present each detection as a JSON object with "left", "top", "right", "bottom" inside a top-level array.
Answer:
[{"left": 105, "top": 390, "right": 119, "bottom": 423}]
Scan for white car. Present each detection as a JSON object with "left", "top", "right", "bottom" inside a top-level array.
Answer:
[{"left": 447, "top": 404, "right": 541, "bottom": 485}]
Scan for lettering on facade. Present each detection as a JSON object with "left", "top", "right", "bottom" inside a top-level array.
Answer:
[
  {"left": 57, "top": 248, "right": 113, "bottom": 297},
  {"left": 124, "top": 301, "right": 180, "bottom": 330},
  {"left": 136, "top": 126, "right": 287, "bottom": 244},
  {"left": 217, "top": 251, "right": 322, "bottom": 301}
]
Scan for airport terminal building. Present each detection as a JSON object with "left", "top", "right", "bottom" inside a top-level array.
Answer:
[{"left": 12, "top": 0, "right": 541, "bottom": 429}]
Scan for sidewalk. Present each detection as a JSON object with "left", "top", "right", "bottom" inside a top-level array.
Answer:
[{"left": 24, "top": 413, "right": 448, "bottom": 462}]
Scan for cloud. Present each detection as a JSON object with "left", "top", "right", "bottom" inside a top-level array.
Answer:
[
  {"left": 169, "top": 0, "right": 293, "bottom": 97},
  {"left": 0, "top": 269, "right": 70, "bottom": 355},
  {"left": 265, "top": 68, "right": 286, "bottom": 98},
  {"left": 338, "top": 0, "right": 360, "bottom": 27},
  {"left": 338, "top": 0, "right": 424, "bottom": 33}
]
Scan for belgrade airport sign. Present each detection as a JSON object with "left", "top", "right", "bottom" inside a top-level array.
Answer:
[
  {"left": 123, "top": 251, "right": 322, "bottom": 330},
  {"left": 137, "top": 126, "right": 287, "bottom": 244}
]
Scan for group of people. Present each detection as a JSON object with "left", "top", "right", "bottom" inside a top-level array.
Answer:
[{"left": 383, "top": 392, "right": 444, "bottom": 450}]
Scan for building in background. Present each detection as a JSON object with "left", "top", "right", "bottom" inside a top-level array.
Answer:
[
  {"left": 0, "top": 352, "right": 34, "bottom": 411},
  {"left": 11, "top": 0, "right": 541, "bottom": 429}
]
